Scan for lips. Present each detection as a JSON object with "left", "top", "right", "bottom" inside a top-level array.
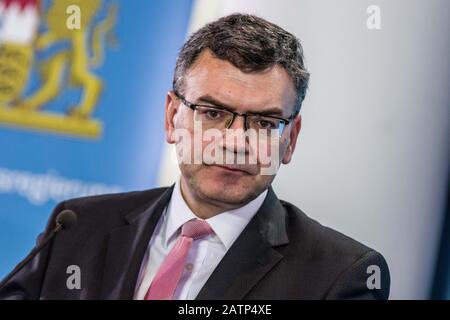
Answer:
[{"left": 208, "top": 164, "right": 257, "bottom": 175}]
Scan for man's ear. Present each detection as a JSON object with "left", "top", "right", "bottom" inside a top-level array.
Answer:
[
  {"left": 165, "top": 91, "right": 180, "bottom": 144},
  {"left": 281, "top": 115, "right": 301, "bottom": 164}
]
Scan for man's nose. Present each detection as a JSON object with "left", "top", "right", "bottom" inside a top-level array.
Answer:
[
  {"left": 222, "top": 115, "right": 248, "bottom": 154},
  {"left": 226, "top": 114, "right": 247, "bottom": 131}
]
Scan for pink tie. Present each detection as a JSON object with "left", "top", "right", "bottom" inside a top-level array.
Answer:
[{"left": 144, "top": 219, "right": 214, "bottom": 300}]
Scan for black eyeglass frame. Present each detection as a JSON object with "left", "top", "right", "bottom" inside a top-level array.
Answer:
[{"left": 173, "top": 90, "right": 297, "bottom": 132}]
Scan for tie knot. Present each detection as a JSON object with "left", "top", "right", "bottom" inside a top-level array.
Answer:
[{"left": 181, "top": 219, "right": 213, "bottom": 240}]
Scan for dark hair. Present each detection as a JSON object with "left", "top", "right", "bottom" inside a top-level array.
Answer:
[{"left": 173, "top": 13, "right": 310, "bottom": 115}]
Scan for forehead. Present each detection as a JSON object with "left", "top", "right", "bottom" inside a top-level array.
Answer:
[{"left": 182, "top": 50, "right": 297, "bottom": 115}]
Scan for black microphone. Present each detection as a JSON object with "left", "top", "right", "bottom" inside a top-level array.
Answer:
[{"left": 0, "top": 209, "right": 77, "bottom": 290}]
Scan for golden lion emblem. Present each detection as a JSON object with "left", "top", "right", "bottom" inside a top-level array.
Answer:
[{"left": 0, "top": 0, "right": 117, "bottom": 138}]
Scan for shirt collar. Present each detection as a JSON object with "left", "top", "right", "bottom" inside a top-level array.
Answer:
[
  {"left": 163, "top": 180, "right": 199, "bottom": 247},
  {"left": 163, "top": 179, "right": 268, "bottom": 250}
]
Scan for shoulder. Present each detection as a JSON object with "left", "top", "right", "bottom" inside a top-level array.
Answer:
[
  {"left": 278, "top": 199, "right": 390, "bottom": 299},
  {"left": 280, "top": 199, "right": 376, "bottom": 259},
  {"left": 63, "top": 186, "right": 170, "bottom": 212},
  {"left": 45, "top": 186, "right": 171, "bottom": 231}
]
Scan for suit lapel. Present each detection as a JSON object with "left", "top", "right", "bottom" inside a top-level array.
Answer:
[
  {"left": 196, "top": 187, "right": 289, "bottom": 300},
  {"left": 100, "top": 186, "right": 174, "bottom": 299}
]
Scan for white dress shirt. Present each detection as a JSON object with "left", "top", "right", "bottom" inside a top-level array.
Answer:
[{"left": 133, "top": 179, "right": 268, "bottom": 300}]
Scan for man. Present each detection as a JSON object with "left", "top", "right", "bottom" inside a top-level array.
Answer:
[{"left": 0, "top": 14, "right": 390, "bottom": 300}]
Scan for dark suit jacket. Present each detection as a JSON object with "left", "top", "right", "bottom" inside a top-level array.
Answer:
[{"left": 0, "top": 185, "right": 390, "bottom": 300}]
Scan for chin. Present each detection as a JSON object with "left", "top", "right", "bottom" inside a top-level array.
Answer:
[
  {"left": 181, "top": 164, "right": 268, "bottom": 205},
  {"left": 201, "top": 186, "right": 254, "bottom": 206},
  {"left": 197, "top": 176, "right": 259, "bottom": 205}
]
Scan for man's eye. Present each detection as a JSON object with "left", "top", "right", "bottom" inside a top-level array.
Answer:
[
  {"left": 256, "top": 119, "right": 277, "bottom": 129},
  {"left": 205, "top": 109, "right": 223, "bottom": 120}
]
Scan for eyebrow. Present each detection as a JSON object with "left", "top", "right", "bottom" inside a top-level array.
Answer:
[{"left": 196, "top": 94, "right": 284, "bottom": 117}]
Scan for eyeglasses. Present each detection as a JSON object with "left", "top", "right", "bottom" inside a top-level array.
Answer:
[{"left": 174, "top": 91, "right": 295, "bottom": 138}]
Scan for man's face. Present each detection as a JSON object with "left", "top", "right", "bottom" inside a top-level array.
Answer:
[{"left": 165, "top": 50, "right": 301, "bottom": 208}]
